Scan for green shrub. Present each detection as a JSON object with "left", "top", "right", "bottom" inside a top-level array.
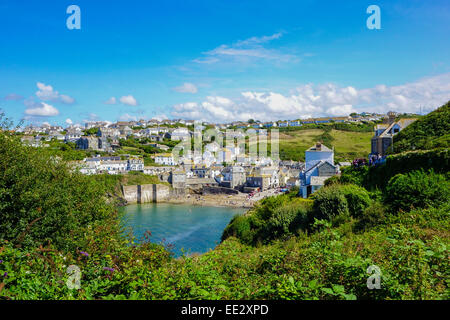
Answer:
[
  {"left": 221, "top": 214, "right": 252, "bottom": 243},
  {"left": 339, "top": 148, "right": 450, "bottom": 190},
  {"left": 222, "top": 196, "right": 313, "bottom": 244},
  {"left": 354, "top": 202, "right": 386, "bottom": 232},
  {"left": 311, "top": 185, "right": 349, "bottom": 221},
  {"left": 385, "top": 169, "right": 449, "bottom": 212},
  {"left": 340, "top": 165, "right": 368, "bottom": 186},
  {"left": 338, "top": 184, "right": 372, "bottom": 219},
  {"left": 311, "top": 184, "right": 371, "bottom": 222},
  {"left": 324, "top": 175, "right": 341, "bottom": 186},
  {"left": 265, "top": 201, "right": 310, "bottom": 238}
]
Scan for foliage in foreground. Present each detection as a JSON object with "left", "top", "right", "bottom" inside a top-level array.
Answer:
[
  {"left": 0, "top": 131, "right": 449, "bottom": 300},
  {"left": 0, "top": 133, "right": 117, "bottom": 252},
  {"left": 1, "top": 202, "right": 448, "bottom": 300}
]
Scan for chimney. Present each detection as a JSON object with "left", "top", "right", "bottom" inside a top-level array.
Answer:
[
  {"left": 387, "top": 111, "right": 396, "bottom": 124},
  {"left": 316, "top": 142, "right": 322, "bottom": 150}
]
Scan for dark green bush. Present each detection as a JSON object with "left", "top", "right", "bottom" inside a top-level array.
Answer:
[
  {"left": 339, "top": 149, "right": 450, "bottom": 191},
  {"left": 265, "top": 201, "right": 310, "bottom": 238},
  {"left": 338, "top": 184, "right": 372, "bottom": 219},
  {"left": 0, "top": 133, "right": 116, "bottom": 251},
  {"left": 221, "top": 214, "right": 253, "bottom": 243},
  {"left": 385, "top": 169, "right": 449, "bottom": 212},
  {"left": 222, "top": 196, "right": 313, "bottom": 244},
  {"left": 311, "top": 185, "right": 349, "bottom": 221},
  {"left": 311, "top": 184, "right": 371, "bottom": 222},
  {"left": 324, "top": 175, "right": 341, "bottom": 186},
  {"left": 340, "top": 165, "right": 368, "bottom": 186},
  {"left": 354, "top": 202, "right": 386, "bottom": 232}
]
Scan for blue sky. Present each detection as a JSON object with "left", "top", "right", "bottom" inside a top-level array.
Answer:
[{"left": 0, "top": 0, "right": 449, "bottom": 124}]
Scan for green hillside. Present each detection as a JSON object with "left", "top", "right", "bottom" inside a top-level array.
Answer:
[
  {"left": 279, "top": 128, "right": 372, "bottom": 162},
  {"left": 393, "top": 101, "right": 450, "bottom": 153}
]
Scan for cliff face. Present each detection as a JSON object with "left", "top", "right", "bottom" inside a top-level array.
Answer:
[{"left": 122, "top": 184, "right": 171, "bottom": 204}]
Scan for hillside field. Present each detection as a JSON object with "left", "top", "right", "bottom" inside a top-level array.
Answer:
[{"left": 278, "top": 129, "right": 373, "bottom": 162}]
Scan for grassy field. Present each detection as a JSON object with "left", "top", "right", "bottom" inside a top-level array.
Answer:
[{"left": 278, "top": 129, "right": 372, "bottom": 162}]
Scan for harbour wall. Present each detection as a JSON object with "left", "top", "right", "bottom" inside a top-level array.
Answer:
[{"left": 122, "top": 184, "right": 171, "bottom": 204}]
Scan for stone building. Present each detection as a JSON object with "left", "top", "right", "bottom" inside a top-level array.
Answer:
[
  {"left": 76, "top": 136, "right": 100, "bottom": 150},
  {"left": 221, "top": 165, "right": 246, "bottom": 189},
  {"left": 245, "top": 174, "right": 271, "bottom": 191},
  {"left": 370, "top": 112, "right": 417, "bottom": 156},
  {"left": 171, "top": 170, "right": 187, "bottom": 196}
]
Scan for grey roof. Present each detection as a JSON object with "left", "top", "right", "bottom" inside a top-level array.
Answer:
[{"left": 304, "top": 160, "right": 336, "bottom": 174}]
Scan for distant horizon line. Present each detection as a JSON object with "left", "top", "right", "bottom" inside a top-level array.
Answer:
[{"left": 10, "top": 110, "right": 424, "bottom": 128}]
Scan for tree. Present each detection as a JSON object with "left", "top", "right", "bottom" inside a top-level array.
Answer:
[{"left": 0, "top": 132, "right": 116, "bottom": 251}]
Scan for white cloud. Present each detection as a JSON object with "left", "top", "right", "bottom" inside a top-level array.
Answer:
[
  {"left": 104, "top": 97, "right": 117, "bottom": 105},
  {"left": 234, "top": 33, "right": 283, "bottom": 46},
  {"left": 152, "top": 114, "right": 168, "bottom": 121},
  {"left": 173, "top": 83, "right": 198, "bottom": 94},
  {"left": 36, "top": 82, "right": 57, "bottom": 100},
  {"left": 170, "top": 73, "right": 450, "bottom": 122},
  {"left": 65, "top": 118, "right": 73, "bottom": 125},
  {"left": 326, "top": 104, "right": 357, "bottom": 116},
  {"left": 118, "top": 113, "right": 137, "bottom": 121},
  {"left": 194, "top": 32, "right": 299, "bottom": 65},
  {"left": 24, "top": 102, "right": 59, "bottom": 117},
  {"left": 35, "top": 82, "right": 75, "bottom": 104},
  {"left": 119, "top": 95, "right": 138, "bottom": 106}
]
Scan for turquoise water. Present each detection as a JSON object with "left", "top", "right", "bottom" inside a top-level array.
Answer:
[{"left": 120, "top": 203, "right": 245, "bottom": 257}]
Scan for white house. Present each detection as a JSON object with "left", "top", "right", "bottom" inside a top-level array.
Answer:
[
  {"left": 143, "top": 127, "right": 159, "bottom": 136},
  {"left": 127, "top": 158, "right": 144, "bottom": 171},
  {"left": 155, "top": 153, "right": 176, "bottom": 166},
  {"left": 98, "top": 127, "right": 120, "bottom": 138},
  {"left": 171, "top": 128, "right": 190, "bottom": 141},
  {"left": 99, "top": 160, "right": 128, "bottom": 174},
  {"left": 65, "top": 130, "right": 82, "bottom": 142},
  {"left": 299, "top": 142, "right": 338, "bottom": 198}
]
